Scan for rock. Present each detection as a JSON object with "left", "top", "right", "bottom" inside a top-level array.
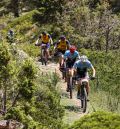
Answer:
[{"left": 0, "top": 120, "right": 24, "bottom": 129}]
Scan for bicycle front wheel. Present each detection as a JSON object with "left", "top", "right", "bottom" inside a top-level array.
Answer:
[
  {"left": 69, "top": 77, "right": 73, "bottom": 99},
  {"left": 81, "top": 86, "right": 87, "bottom": 113}
]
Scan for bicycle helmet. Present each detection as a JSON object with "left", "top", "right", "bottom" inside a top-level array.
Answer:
[
  {"left": 70, "top": 45, "right": 76, "bottom": 53},
  {"left": 42, "top": 31, "right": 47, "bottom": 35},
  {"left": 60, "top": 35, "right": 66, "bottom": 40},
  {"left": 80, "top": 55, "right": 88, "bottom": 62}
]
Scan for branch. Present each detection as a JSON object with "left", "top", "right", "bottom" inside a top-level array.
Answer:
[{"left": 7, "top": 91, "right": 20, "bottom": 112}]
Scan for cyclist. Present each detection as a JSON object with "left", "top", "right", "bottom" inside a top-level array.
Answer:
[
  {"left": 7, "top": 29, "right": 14, "bottom": 44},
  {"left": 35, "top": 31, "right": 53, "bottom": 59},
  {"left": 54, "top": 35, "right": 70, "bottom": 69},
  {"left": 64, "top": 45, "right": 80, "bottom": 91},
  {"left": 73, "top": 55, "right": 96, "bottom": 99}
]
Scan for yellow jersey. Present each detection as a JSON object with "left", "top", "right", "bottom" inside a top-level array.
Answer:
[
  {"left": 57, "top": 40, "right": 69, "bottom": 50},
  {"left": 41, "top": 34, "right": 50, "bottom": 43}
]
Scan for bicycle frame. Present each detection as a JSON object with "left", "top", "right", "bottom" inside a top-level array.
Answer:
[
  {"left": 62, "top": 61, "right": 67, "bottom": 79},
  {"left": 77, "top": 77, "right": 89, "bottom": 113},
  {"left": 65, "top": 62, "right": 75, "bottom": 99},
  {"left": 41, "top": 45, "right": 47, "bottom": 65}
]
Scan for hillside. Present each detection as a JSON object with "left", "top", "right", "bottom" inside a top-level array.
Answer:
[{"left": 0, "top": 0, "right": 120, "bottom": 129}]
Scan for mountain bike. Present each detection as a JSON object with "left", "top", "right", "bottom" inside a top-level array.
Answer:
[
  {"left": 65, "top": 67, "right": 75, "bottom": 99},
  {"left": 41, "top": 44, "right": 48, "bottom": 65},
  {"left": 7, "top": 35, "right": 15, "bottom": 44},
  {"left": 68, "top": 75, "right": 75, "bottom": 99},
  {"left": 61, "top": 61, "right": 67, "bottom": 80},
  {"left": 76, "top": 77, "right": 95, "bottom": 113}
]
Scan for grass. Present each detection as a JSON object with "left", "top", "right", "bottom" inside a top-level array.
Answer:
[{"left": 89, "top": 89, "right": 120, "bottom": 113}]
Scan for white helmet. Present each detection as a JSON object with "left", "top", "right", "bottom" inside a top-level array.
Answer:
[{"left": 80, "top": 55, "right": 88, "bottom": 62}]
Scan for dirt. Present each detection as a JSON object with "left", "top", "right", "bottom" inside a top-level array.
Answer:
[{"left": 36, "top": 60, "right": 88, "bottom": 125}]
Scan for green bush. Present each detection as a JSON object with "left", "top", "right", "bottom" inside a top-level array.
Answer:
[{"left": 67, "top": 111, "right": 120, "bottom": 129}]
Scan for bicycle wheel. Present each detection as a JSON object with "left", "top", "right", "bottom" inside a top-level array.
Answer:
[
  {"left": 69, "top": 76, "right": 73, "bottom": 99},
  {"left": 80, "top": 85, "right": 87, "bottom": 113},
  {"left": 63, "top": 62, "right": 67, "bottom": 80},
  {"left": 44, "top": 50, "right": 47, "bottom": 66},
  {"left": 41, "top": 49, "right": 44, "bottom": 65},
  {"left": 62, "top": 68, "right": 66, "bottom": 80}
]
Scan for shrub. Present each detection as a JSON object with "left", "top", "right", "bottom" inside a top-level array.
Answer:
[{"left": 67, "top": 111, "right": 120, "bottom": 129}]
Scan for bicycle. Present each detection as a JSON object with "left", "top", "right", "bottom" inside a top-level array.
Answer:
[
  {"left": 61, "top": 61, "right": 66, "bottom": 80},
  {"left": 7, "top": 35, "right": 15, "bottom": 44},
  {"left": 41, "top": 44, "right": 48, "bottom": 65},
  {"left": 76, "top": 77, "right": 95, "bottom": 113},
  {"left": 68, "top": 75, "right": 75, "bottom": 99},
  {"left": 63, "top": 61, "right": 75, "bottom": 99}
]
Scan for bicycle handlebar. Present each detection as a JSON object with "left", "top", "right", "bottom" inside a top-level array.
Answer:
[{"left": 73, "top": 76, "right": 96, "bottom": 81}]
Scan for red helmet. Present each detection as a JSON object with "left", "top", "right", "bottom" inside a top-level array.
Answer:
[{"left": 70, "top": 45, "right": 76, "bottom": 53}]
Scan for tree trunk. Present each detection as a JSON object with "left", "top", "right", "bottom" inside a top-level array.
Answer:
[
  {"left": 3, "top": 86, "right": 7, "bottom": 114},
  {"left": 11, "top": 0, "right": 19, "bottom": 17},
  {"left": 105, "top": 25, "right": 110, "bottom": 53}
]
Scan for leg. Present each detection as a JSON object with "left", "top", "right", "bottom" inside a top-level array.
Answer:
[
  {"left": 86, "top": 81, "right": 90, "bottom": 96},
  {"left": 59, "top": 54, "right": 64, "bottom": 68},
  {"left": 77, "top": 79, "right": 81, "bottom": 99},
  {"left": 46, "top": 43, "right": 50, "bottom": 58},
  {"left": 66, "top": 68, "right": 74, "bottom": 91},
  {"left": 46, "top": 48, "right": 50, "bottom": 59},
  {"left": 66, "top": 69, "right": 70, "bottom": 92},
  {"left": 69, "top": 68, "right": 74, "bottom": 77}
]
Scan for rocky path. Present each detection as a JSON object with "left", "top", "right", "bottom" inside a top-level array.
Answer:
[{"left": 36, "top": 60, "right": 88, "bottom": 125}]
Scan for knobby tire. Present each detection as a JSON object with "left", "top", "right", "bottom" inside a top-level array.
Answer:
[
  {"left": 81, "top": 85, "right": 87, "bottom": 113},
  {"left": 69, "top": 77, "right": 73, "bottom": 99},
  {"left": 41, "top": 49, "right": 47, "bottom": 66}
]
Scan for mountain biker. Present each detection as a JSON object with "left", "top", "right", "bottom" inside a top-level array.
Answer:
[
  {"left": 35, "top": 31, "right": 53, "bottom": 58},
  {"left": 73, "top": 55, "right": 96, "bottom": 99},
  {"left": 8, "top": 29, "right": 14, "bottom": 36},
  {"left": 7, "top": 29, "right": 14, "bottom": 44},
  {"left": 64, "top": 45, "right": 80, "bottom": 91},
  {"left": 54, "top": 35, "right": 70, "bottom": 69}
]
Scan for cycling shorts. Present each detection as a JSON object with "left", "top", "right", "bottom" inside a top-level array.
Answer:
[
  {"left": 76, "top": 68, "right": 88, "bottom": 78},
  {"left": 41, "top": 42, "right": 50, "bottom": 49},
  {"left": 66, "top": 59, "right": 76, "bottom": 69},
  {"left": 54, "top": 49, "right": 65, "bottom": 57}
]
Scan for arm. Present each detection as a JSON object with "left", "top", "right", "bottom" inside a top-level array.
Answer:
[
  {"left": 76, "top": 52, "right": 80, "bottom": 60},
  {"left": 50, "top": 38, "right": 53, "bottom": 45},
  {"left": 35, "top": 39, "right": 39, "bottom": 46},
  {"left": 91, "top": 65, "right": 96, "bottom": 78},
  {"left": 64, "top": 51, "right": 68, "bottom": 60},
  {"left": 53, "top": 42, "right": 58, "bottom": 50},
  {"left": 66, "top": 41, "right": 70, "bottom": 49},
  {"left": 48, "top": 35, "right": 53, "bottom": 45},
  {"left": 73, "top": 62, "right": 77, "bottom": 76},
  {"left": 35, "top": 35, "right": 41, "bottom": 46},
  {"left": 87, "top": 60, "right": 96, "bottom": 78}
]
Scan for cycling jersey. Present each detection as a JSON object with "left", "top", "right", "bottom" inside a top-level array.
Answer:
[
  {"left": 64, "top": 50, "right": 80, "bottom": 60},
  {"left": 64, "top": 50, "right": 80, "bottom": 68},
  {"left": 73, "top": 60, "right": 93, "bottom": 77},
  {"left": 40, "top": 34, "right": 51, "bottom": 44},
  {"left": 56, "top": 40, "right": 70, "bottom": 51},
  {"left": 54, "top": 49, "right": 65, "bottom": 57}
]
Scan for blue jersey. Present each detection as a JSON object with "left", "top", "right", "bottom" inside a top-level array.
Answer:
[
  {"left": 73, "top": 60, "right": 93, "bottom": 70},
  {"left": 64, "top": 50, "right": 80, "bottom": 60}
]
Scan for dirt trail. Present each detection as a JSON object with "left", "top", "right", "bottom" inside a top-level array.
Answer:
[
  {"left": 36, "top": 61, "right": 88, "bottom": 125},
  {"left": 58, "top": 79, "right": 88, "bottom": 125}
]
